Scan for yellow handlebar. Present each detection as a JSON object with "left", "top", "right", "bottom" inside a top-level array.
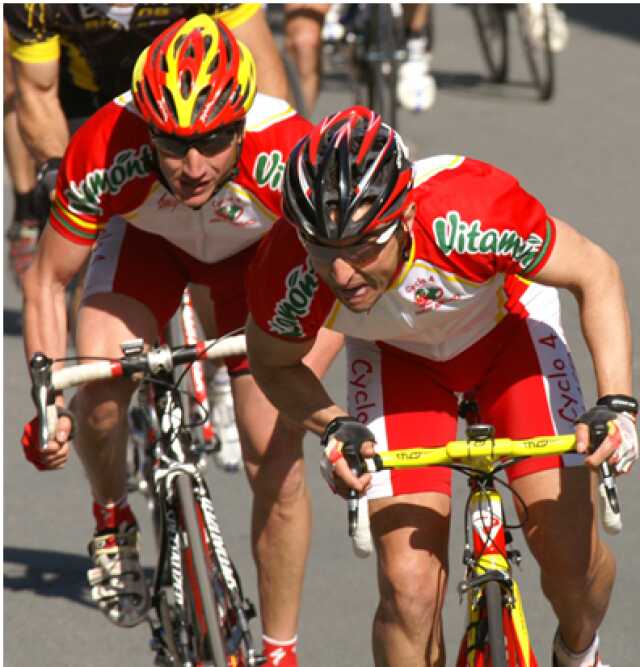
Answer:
[{"left": 375, "top": 434, "right": 576, "bottom": 471}]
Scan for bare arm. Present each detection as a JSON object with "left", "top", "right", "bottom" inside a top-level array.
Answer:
[
  {"left": 534, "top": 217, "right": 634, "bottom": 465},
  {"left": 535, "top": 217, "right": 632, "bottom": 397},
  {"left": 22, "top": 225, "right": 91, "bottom": 365},
  {"left": 246, "top": 314, "right": 347, "bottom": 435},
  {"left": 12, "top": 57, "right": 69, "bottom": 163}
]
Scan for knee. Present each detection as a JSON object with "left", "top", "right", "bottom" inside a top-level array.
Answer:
[
  {"left": 74, "top": 381, "right": 133, "bottom": 443},
  {"left": 244, "top": 420, "right": 306, "bottom": 505},
  {"left": 378, "top": 554, "right": 447, "bottom": 629},
  {"left": 529, "top": 529, "right": 612, "bottom": 590},
  {"left": 285, "top": 19, "right": 323, "bottom": 61}
]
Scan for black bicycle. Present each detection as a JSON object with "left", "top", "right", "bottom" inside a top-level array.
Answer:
[
  {"left": 30, "top": 333, "right": 264, "bottom": 667},
  {"left": 472, "top": 4, "right": 555, "bottom": 101}
]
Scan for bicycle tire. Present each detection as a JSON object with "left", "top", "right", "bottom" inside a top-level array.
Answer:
[
  {"left": 517, "top": 4, "right": 554, "bottom": 101},
  {"left": 365, "top": 4, "right": 400, "bottom": 128},
  {"left": 472, "top": 5, "right": 509, "bottom": 83},
  {"left": 176, "top": 473, "right": 229, "bottom": 666},
  {"left": 485, "top": 580, "right": 508, "bottom": 667}
]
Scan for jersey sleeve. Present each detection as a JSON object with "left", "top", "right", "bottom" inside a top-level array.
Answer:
[
  {"left": 248, "top": 219, "right": 335, "bottom": 341},
  {"left": 239, "top": 97, "right": 312, "bottom": 217},
  {"left": 420, "top": 157, "right": 556, "bottom": 280},
  {"left": 5, "top": 4, "right": 60, "bottom": 63},
  {"left": 49, "top": 99, "right": 156, "bottom": 245}
]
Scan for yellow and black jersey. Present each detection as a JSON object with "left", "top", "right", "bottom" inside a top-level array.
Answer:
[{"left": 6, "top": 3, "right": 261, "bottom": 118}]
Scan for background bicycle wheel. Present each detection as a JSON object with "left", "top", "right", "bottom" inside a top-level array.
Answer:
[{"left": 4, "top": 6, "right": 639, "bottom": 666}]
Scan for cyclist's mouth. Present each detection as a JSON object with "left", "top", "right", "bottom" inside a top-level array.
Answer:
[{"left": 337, "top": 284, "right": 370, "bottom": 305}]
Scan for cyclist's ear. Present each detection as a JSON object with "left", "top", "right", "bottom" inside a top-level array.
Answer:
[{"left": 403, "top": 202, "right": 417, "bottom": 233}]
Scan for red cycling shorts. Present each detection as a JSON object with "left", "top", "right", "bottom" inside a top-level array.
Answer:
[
  {"left": 83, "top": 222, "right": 255, "bottom": 373},
  {"left": 346, "top": 291, "right": 585, "bottom": 499}
]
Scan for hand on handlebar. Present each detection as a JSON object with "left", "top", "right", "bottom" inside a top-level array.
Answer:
[
  {"left": 576, "top": 405, "right": 638, "bottom": 474},
  {"left": 21, "top": 412, "right": 74, "bottom": 471},
  {"left": 320, "top": 417, "right": 376, "bottom": 498}
]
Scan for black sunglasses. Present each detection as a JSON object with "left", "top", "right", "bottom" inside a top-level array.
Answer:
[{"left": 150, "top": 121, "right": 243, "bottom": 158}]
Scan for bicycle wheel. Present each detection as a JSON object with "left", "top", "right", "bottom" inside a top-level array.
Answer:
[
  {"left": 485, "top": 581, "right": 508, "bottom": 667},
  {"left": 365, "top": 4, "right": 401, "bottom": 128},
  {"left": 472, "top": 5, "right": 509, "bottom": 83},
  {"left": 176, "top": 473, "right": 229, "bottom": 666},
  {"left": 517, "top": 4, "right": 554, "bottom": 101}
]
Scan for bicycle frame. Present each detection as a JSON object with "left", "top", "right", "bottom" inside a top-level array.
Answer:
[
  {"left": 29, "top": 335, "right": 262, "bottom": 667},
  {"left": 357, "top": 429, "right": 621, "bottom": 667},
  {"left": 131, "top": 353, "right": 260, "bottom": 666},
  {"left": 456, "top": 477, "right": 536, "bottom": 667}
]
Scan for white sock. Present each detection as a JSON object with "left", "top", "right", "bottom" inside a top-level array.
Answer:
[{"left": 553, "top": 629, "right": 601, "bottom": 667}]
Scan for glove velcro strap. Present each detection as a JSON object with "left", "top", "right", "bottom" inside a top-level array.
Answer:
[{"left": 597, "top": 394, "right": 638, "bottom": 418}]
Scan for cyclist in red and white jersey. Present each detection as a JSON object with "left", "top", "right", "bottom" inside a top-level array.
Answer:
[
  {"left": 20, "top": 16, "right": 342, "bottom": 666},
  {"left": 246, "top": 107, "right": 637, "bottom": 667}
]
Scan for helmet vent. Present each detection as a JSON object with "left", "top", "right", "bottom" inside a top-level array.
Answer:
[
  {"left": 218, "top": 27, "right": 234, "bottom": 68},
  {"left": 160, "top": 54, "right": 169, "bottom": 72},
  {"left": 181, "top": 70, "right": 193, "bottom": 98},
  {"left": 204, "top": 35, "right": 212, "bottom": 51},
  {"left": 163, "top": 86, "right": 179, "bottom": 122},
  {"left": 173, "top": 35, "right": 185, "bottom": 57},
  {"left": 207, "top": 54, "right": 220, "bottom": 75},
  {"left": 185, "top": 45, "right": 195, "bottom": 59},
  {"left": 192, "top": 86, "right": 210, "bottom": 123},
  {"left": 206, "top": 79, "right": 233, "bottom": 125},
  {"left": 144, "top": 79, "right": 163, "bottom": 120}
]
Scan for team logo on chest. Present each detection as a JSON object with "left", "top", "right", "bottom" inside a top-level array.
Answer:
[
  {"left": 209, "top": 193, "right": 259, "bottom": 227},
  {"left": 402, "top": 268, "right": 461, "bottom": 314}
]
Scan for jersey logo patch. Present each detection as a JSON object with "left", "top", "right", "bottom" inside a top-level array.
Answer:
[
  {"left": 268, "top": 258, "right": 319, "bottom": 337},
  {"left": 66, "top": 145, "right": 154, "bottom": 216},
  {"left": 433, "top": 210, "right": 545, "bottom": 272},
  {"left": 253, "top": 150, "right": 286, "bottom": 191}
]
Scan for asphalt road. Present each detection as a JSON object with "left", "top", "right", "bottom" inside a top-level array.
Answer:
[{"left": 4, "top": 5, "right": 640, "bottom": 666}]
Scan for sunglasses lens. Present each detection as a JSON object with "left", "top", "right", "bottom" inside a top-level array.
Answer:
[{"left": 151, "top": 123, "right": 240, "bottom": 157}]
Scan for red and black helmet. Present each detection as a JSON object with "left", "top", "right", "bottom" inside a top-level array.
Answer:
[{"left": 283, "top": 106, "right": 413, "bottom": 242}]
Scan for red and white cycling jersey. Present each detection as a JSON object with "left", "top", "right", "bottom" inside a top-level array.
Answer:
[
  {"left": 249, "top": 155, "right": 557, "bottom": 361},
  {"left": 249, "top": 155, "right": 585, "bottom": 498},
  {"left": 49, "top": 91, "right": 310, "bottom": 263}
]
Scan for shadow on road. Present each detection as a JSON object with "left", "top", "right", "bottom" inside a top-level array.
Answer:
[
  {"left": 4, "top": 308, "right": 23, "bottom": 337},
  {"left": 564, "top": 5, "right": 640, "bottom": 43},
  {"left": 4, "top": 546, "right": 153, "bottom": 609}
]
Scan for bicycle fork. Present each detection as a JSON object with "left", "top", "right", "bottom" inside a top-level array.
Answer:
[{"left": 457, "top": 483, "right": 537, "bottom": 667}]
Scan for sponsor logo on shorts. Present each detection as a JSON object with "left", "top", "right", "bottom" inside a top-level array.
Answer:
[
  {"left": 65, "top": 145, "right": 154, "bottom": 216},
  {"left": 253, "top": 150, "right": 286, "bottom": 191},
  {"left": 432, "top": 210, "right": 545, "bottom": 271},
  {"left": 268, "top": 259, "right": 319, "bottom": 337}
]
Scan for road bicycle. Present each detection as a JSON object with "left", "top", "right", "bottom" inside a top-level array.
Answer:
[
  {"left": 346, "top": 396, "right": 622, "bottom": 666},
  {"left": 471, "top": 4, "right": 556, "bottom": 101},
  {"left": 29, "top": 333, "right": 265, "bottom": 667},
  {"left": 322, "top": 3, "right": 407, "bottom": 129}
]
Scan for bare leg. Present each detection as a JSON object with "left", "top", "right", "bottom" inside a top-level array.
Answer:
[
  {"left": 72, "top": 293, "right": 158, "bottom": 504},
  {"left": 283, "top": 5, "right": 329, "bottom": 115},
  {"left": 234, "top": 328, "right": 344, "bottom": 638},
  {"left": 370, "top": 492, "right": 451, "bottom": 667},
  {"left": 512, "top": 467, "right": 615, "bottom": 653},
  {"left": 232, "top": 7, "right": 293, "bottom": 104}
]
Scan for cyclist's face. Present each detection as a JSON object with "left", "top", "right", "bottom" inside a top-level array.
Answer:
[
  {"left": 310, "top": 204, "right": 415, "bottom": 313},
  {"left": 154, "top": 129, "right": 242, "bottom": 208}
]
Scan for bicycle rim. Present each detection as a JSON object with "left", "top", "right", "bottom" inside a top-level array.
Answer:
[
  {"left": 485, "top": 581, "right": 508, "bottom": 667},
  {"left": 366, "top": 5, "right": 399, "bottom": 128},
  {"left": 472, "top": 5, "right": 508, "bottom": 83},
  {"left": 517, "top": 5, "right": 554, "bottom": 101},
  {"left": 177, "top": 473, "right": 229, "bottom": 666}
]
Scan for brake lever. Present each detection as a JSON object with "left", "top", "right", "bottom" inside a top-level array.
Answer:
[
  {"left": 590, "top": 420, "right": 622, "bottom": 533},
  {"left": 29, "top": 353, "right": 55, "bottom": 450}
]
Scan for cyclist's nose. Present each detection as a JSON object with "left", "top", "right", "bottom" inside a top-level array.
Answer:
[
  {"left": 182, "top": 147, "right": 207, "bottom": 178},
  {"left": 331, "top": 257, "right": 356, "bottom": 286}
]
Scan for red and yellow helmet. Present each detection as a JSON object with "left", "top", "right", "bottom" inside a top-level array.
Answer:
[{"left": 131, "top": 14, "right": 256, "bottom": 136}]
